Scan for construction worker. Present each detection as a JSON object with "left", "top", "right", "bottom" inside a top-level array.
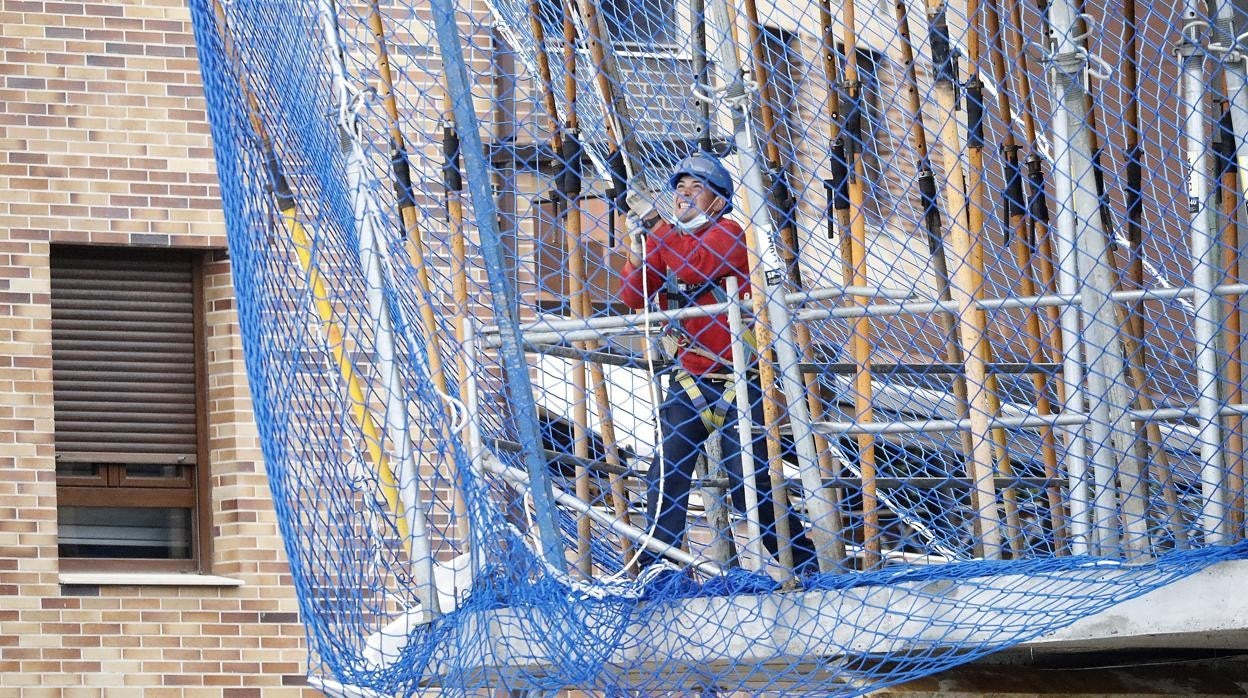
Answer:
[{"left": 619, "top": 153, "right": 819, "bottom": 577}]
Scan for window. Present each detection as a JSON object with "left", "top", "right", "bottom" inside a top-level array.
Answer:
[
  {"left": 533, "top": 196, "right": 627, "bottom": 315},
  {"left": 51, "top": 247, "right": 209, "bottom": 572},
  {"left": 600, "top": 0, "right": 680, "bottom": 50}
]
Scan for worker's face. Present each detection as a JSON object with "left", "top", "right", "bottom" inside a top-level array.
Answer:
[{"left": 672, "top": 175, "right": 726, "bottom": 223}]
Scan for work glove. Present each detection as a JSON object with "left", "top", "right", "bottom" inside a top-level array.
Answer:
[
  {"left": 622, "top": 227, "right": 647, "bottom": 266},
  {"left": 625, "top": 187, "right": 663, "bottom": 230}
]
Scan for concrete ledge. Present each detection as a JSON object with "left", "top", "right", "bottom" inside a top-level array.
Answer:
[
  {"left": 1027, "top": 558, "right": 1248, "bottom": 651},
  {"left": 59, "top": 572, "right": 245, "bottom": 587},
  {"left": 306, "top": 676, "right": 388, "bottom": 698}
]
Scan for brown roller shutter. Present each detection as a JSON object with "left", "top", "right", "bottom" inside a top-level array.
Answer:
[{"left": 51, "top": 248, "right": 199, "bottom": 460}]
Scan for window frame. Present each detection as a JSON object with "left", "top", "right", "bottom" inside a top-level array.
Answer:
[
  {"left": 532, "top": 194, "right": 632, "bottom": 316},
  {"left": 597, "top": 0, "right": 691, "bottom": 58},
  {"left": 52, "top": 247, "right": 212, "bottom": 574}
]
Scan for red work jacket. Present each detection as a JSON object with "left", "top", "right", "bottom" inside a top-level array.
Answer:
[{"left": 619, "top": 218, "right": 752, "bottom": 376}]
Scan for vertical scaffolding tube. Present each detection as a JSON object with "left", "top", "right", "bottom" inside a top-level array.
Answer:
[
  {"left": 441, "top": 98, "right": 479, "bottom": 553},
  {"left": 741, "top": 0, "right": 846, "bottom": 569},
  {"left": 705, "top": 0, "right": 838, "bottom": 572},
  {"left": 570, "top": 0, "right": 646, "bottom": 176},
  {"left": 365, "top": 0, "right": 477, "bottom": 559},
  {"left": 1050, "top": 98, "right": 1091, "bottom": 555},
  {"left": 1045, "top": 0, "right": 1143, "bottom": 556},
  {"left": 726, "top": 276, "right": 766, "bottom": 569},
  {"left": 345, "top": 137, "right": 440, "bottom": 616},
  {"left": 527, "top": 0, "right": 594, "bottom": 576},
  {"left": 1215, "top": 0, "right": 1244, "bottom": 536},
  {"left": 1217, "top": 104, "right": 1244, "bottom": 534},
  {"left": 363, "top": 1, "right": 451, "bottom": 393},
  {"left": 1117, "top": 0, "right": 1189, "bottom": 549},
  {"left": 899, "top": 0, "right": 975, "bottom": 475},
  {"left": 717, "top": 0, "right": 799, "bottom": 574},
  {"left": 965, "top": 0, "right": 1026, "bottom": 554},
  {"left": 924, "top": 1, "right": 1004, "bottom": 559},
  {"left": 459, "top": 318, "right": 487, "bottom": 578},
  {"left": 317, "top": 1, "right": 442, "bottom": 613},
  {"left": 1182, "top": 1, "right": 1228, "bottom": 543},
  {"left": 817, "top": 0, "right": 853, "bottom": 568},
  {"left": 1003, "top": 0, "right": 1065, "bottom": 367},
  {"left": 840, "top": 0, "right": 885, "bottom": 570},
  {"left": 984, "top": 0, "right": 1069, "bottom": 551},
  {"left": 541, "top": 0, "right": 638, "bottom": 569}
]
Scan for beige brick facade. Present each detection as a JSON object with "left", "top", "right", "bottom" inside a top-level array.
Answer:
[{"left": 0, "top": 1, "right": 319, "bottom": 694}]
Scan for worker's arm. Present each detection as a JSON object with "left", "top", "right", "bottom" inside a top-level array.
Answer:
[{"left": 617, "top": 223, "right": 667, "bottom": 310}]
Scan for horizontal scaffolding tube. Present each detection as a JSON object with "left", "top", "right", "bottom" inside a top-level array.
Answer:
[
  {"left": 786, "top": 285, "right": 917, "bottom": 304},
  {"left": 486, "top": 301, "right": 734, "bottom": 347},
  {"left": 480, "top": 284, "right": 911, "bottom": 343},
  {"left": 815, "top": 403, "right": 1248, "bottom": 436},
  {"left": 816, "top": 411, "right": 1093, "bottom": 435},
  {"left": 494, "top": 432, "right": 1090, "bottom": 492},
  {"left": 1132, "top": 404, "right": 1248, "bottom": 420},
  {"left": 795, "top": 283, "right": 1248, "bottom": 324},
  {"left": 526, "top": 342, "right": 1060, "bottom": 376},
  {"left": 816, "top": 475, "right": 1060, "bottom": 489},
  {"left": 487, "top": 283, "right": 1248, "bottom": 348}
]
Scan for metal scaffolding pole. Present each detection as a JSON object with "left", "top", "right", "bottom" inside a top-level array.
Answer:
[
  {"left": 431, "top": 0, "right": 568, "bottom": 570},
  {"left": 726, "top": 276, "right": 766, "bottom": 569},
  {"left": 1182, "top": 0, "right": 1228, "bottom": 543},
  {"left": 703, "top": 0, "right": 838, "bottom": 571},
  {"left": 1044, "top": 0, "right": 1144, "bottom": 556},
  {"left": 318, "top": 0, "right": 442, "bottom": 613}
]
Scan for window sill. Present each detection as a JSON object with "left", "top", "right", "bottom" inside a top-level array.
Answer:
[{"left": 59, "top": 572, "right": 244, "bottom": 587}]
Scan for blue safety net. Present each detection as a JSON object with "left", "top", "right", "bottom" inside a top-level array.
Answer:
[{"left": 188, "top": 0, "right": 1248, "bottom": 693}]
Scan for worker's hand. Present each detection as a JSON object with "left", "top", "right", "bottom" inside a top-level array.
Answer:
[
  {"left": 625, "top": 187, "right": 662, "bottom": 229},
  {"left": 620, "top": 228, "right": 646, "bottom": 266}
]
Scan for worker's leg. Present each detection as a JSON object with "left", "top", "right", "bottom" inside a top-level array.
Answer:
[{"left": 638, "top": 375, "right": 710, "bottom": 569}]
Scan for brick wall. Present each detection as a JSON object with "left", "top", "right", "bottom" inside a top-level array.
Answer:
[{"left": 0, "top": 1, "right": 319, "bottom": 695}]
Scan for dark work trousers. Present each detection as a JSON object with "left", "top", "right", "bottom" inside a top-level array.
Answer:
[{"left": 638, "top": 371, "right": 819, "bottom": 574}]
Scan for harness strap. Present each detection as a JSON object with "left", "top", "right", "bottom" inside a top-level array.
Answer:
[
  {"left": 662, "top": 273, "right": 760, "bottom": 366},
  {"left": 675, "top": 370, "right": 738, "bottom": 431},
  {"left": 671, "top": 331, "right": 759, "bottom": 366}
]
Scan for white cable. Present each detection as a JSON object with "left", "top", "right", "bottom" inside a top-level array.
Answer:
[
  {"left": 439, "top": 391, "right": 469, "bottom": 432},
  {"left": 599, "top": 226, "right": 670, "bottom": 581}
]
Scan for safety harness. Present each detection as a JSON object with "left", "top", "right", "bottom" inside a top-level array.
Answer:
[
  {"left": 663, "top": 273, "right": 757, "bottom": 431},
  {"left": 674, "top": 371, "right": 739, "bottom": 430}
]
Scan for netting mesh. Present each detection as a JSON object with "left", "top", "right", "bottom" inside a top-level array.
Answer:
[{"left": 190, "top": 0, "right": 1248, "bottom": 693}]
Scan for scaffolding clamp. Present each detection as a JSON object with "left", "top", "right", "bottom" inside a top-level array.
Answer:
[
  {"left": 1208, "top": 28, "right": 1248, "bottom": 63},
  {"left": 927, "top": 6, "right": 959, "bottom": 94},
  {"left": 1044, "top": 44, "right": 1110, "bottom": 93},
  {"left": 1175, "top": 18, "right": 1209, "bottom": 60},
  {"left": 965, "top": 78, "right": 985, "bottom": 149},
  {"left": 838, "top": 79, "right": 864, "bottom": 160}
]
